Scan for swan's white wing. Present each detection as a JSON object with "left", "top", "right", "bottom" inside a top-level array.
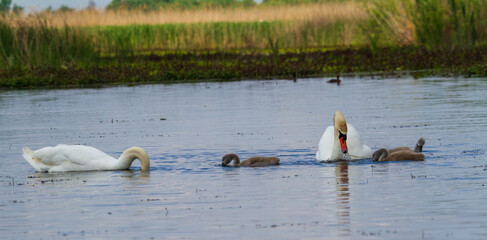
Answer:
[
  {"left": 347, "top": 124, "right": 372, "bottom": 159},
  {"left": 33, "top": 144, "right": 114, "bottom": 166},
  {"left": 316, "top": 126, "right": 334, "bottom": 161}
]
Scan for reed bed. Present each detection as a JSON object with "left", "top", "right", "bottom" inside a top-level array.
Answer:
[
  {"left": 1, "top": 0, "right": 487, "bottom": 73},
  {"left": 0, "top": 16, "right": 98, "bottom": 68},
  {"left": 1, "top": 2, "right": 366, "bottom": 68},
  {"left": 11, "top": 2, "right": 366, "bottom": 27},
  {"left": 366, "top": 0, "right": 487, "bottom": 49},
  {"left": 89, "top": 20, "right": 360, "bottom": 53}
]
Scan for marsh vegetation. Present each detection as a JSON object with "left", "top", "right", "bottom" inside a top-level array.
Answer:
[{"left": 1, "top": 0, "right": 486, "bottom": 88}]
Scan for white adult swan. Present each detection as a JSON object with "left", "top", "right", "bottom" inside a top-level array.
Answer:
[
  {"left": 316, "top": 111, "right": 372, "bottom": 161},
  {"left": 22, "top": 144, "right": 150, "bottom": 172}
]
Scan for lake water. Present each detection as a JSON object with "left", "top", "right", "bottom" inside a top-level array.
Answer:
[{"left": 0, "top": 76, "right": 486, "bottom": 239}]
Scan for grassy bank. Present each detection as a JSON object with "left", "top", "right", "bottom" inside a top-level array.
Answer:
[
  {"left": 1, "top": 0, "right": 487, "bottom": 88},
  {"left": 2, "top": 46, "right": 487, "bottom": 88},
  {"left": 1, "top": 11, "right": 364, "bottom": 68}
]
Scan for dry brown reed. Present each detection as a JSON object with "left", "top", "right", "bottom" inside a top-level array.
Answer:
[
  {"left": 367, "top": 0, "right": 416, "bottom": 45},
  {"left": 8, "top": 2, "right": 367, "bottom": 27}
]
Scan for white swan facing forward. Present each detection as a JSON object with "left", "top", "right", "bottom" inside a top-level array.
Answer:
[
  {"left": 316, "top": 111, "right": 372, "bottom": 161},
  {"left": 22, "top": 144, "right": 150, "bottom": 172}
]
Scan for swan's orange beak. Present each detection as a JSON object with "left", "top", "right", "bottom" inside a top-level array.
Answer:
[
  {"left": 338, "top": 131, "right": 348, "bottom": 153},
  {"left": 340, "top": 137, "right": 348, "bottom": 153}
]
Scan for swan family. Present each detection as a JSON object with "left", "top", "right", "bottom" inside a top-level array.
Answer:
[{"left": 22, "top": 111, "right": 425, "bottom": 172}]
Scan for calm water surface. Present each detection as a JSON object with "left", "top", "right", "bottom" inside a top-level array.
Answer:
[{"left": 0, "top": 77, "right": 486, "bottom": 239}]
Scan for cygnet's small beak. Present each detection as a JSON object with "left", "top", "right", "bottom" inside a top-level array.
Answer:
[
  {"left": 339, "top": 136, "right": 348, "bottom": 154},
  {"left": 222, "top": 161, "right": 228, "bottom": 167}
]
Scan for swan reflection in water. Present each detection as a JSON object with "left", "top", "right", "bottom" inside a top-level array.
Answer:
[
  {"left": 335, "top": 161, "right": 351, "bottom": 236},
  {"left": 120, "top": 170, "right": 151, "bottom": 185}
]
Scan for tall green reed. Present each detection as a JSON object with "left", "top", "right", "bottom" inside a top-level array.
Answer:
[
  {"left": 365, "top": 0, "right": 487, "bottom": 50},
  {"left": 88, "top": 20, "right": 355, "bottom": 52},
  {"left": 1, "top": 12, "right": 360, "bottom": 69},
  {"left": 0, "top": 17, "right": 99, "bottom": 69}
]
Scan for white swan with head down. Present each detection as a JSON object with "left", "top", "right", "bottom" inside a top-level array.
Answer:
[
  {"left": 22, "top": 144, "right": 150, "bottom": 172},
  {"left": 316, "top": 111, "right": 372, "bottom": 161}
]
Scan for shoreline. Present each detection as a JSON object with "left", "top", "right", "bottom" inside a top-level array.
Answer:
[{"left": 2, "top": 46, "right": 486, "bottom": 89}]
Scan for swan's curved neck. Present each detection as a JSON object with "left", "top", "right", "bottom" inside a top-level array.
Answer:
[
  {"left": 332, "top": 128, "right": 348, "bottom": 160},
  {"left": 333, "top": 112, "right": 347, "bottom": 139},
  {"left": 118, "top": 147, "right": 150, "bottom": 171},
  {"left": 231, "top": 154, "right": 241, "bottom": 166},
  {"left": 378, "top": 150, "right": 388, "bottom": 161},
  {"left": 414, "top": 143, "right": 422, "bottom": 153}
]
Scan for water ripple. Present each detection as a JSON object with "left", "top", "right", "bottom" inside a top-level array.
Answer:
[{"left": 1, "top": 77, "right": 486, "bottom": 239}]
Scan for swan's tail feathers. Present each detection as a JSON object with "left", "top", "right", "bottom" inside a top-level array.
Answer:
[
  {"left": 22, "top": 147, "right": 34, "bottom": 156},
  {"left": 22, "top": 147, "right": 46, "bottom": 172},
  {"left": 414, "top": 137, "right": 425, "bottom": 153},
  {"left": 22, "top": 147, "right": 35, "bottom": 162}
]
